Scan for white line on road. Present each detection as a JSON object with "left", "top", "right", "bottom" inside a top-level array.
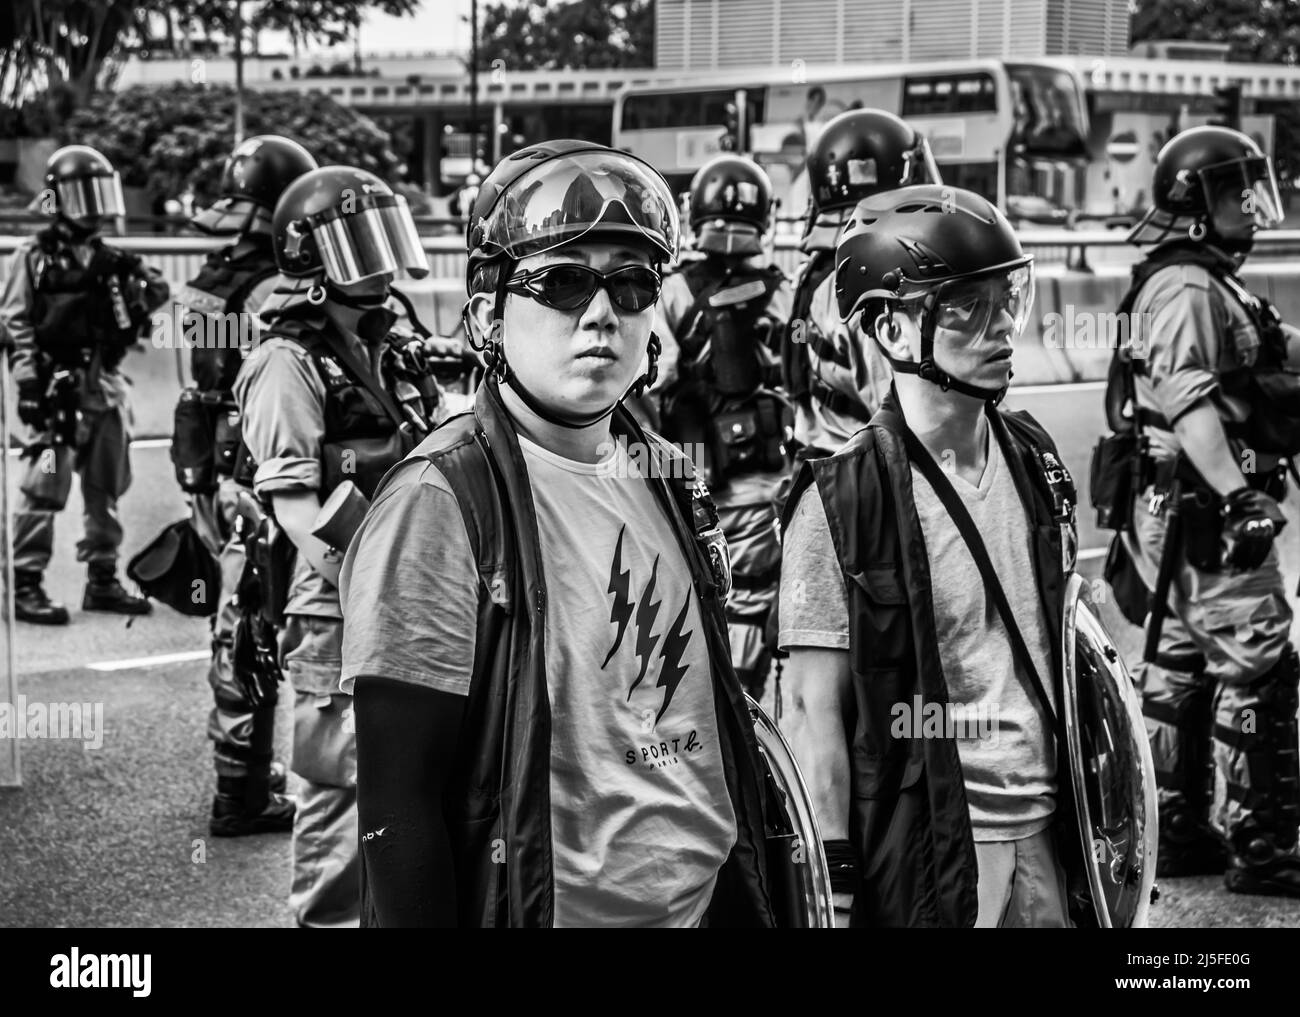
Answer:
[
  {"left": 7, "top": 436, "right": 173, "bottom": 457},
  {"left": 87, "top": 649, "right": 208, "bottom": 672},
  {"left": 1077, "top": 546, "right": 1108, "bottom": 561}
]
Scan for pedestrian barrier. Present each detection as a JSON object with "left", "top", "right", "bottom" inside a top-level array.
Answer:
[{"left": 3, "top": 231, "right": 1300, "bottom": 437}]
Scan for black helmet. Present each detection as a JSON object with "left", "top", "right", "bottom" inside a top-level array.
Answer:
[
  {"left": 193, "top": 135, "right": 318, "bottom": 236},
  {"left": 43, "top": 145, "right": 125, "bottom": 224},
  {"left": 466, "top": 139, "right": 678, "bottom": 292},
  {"left": 463, "top": 140, "right": 679, "bottom": 431},
  {"left": 271, "top": 166, "right": 427, "bottom": 285},
  {"left": 1131, "top": 125, "right": 1282, "bottom": 248},
  {"left": 835, "top": 184, "right": 1034, "bottom": 403},
  {"left": 806, "top": 109, "right": 941, "bottom": 222},
  {"left": 687, "top": 154, "right": 772, "bottom": 255}
]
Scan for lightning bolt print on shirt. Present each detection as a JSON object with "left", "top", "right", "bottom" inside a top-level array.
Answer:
[{"left": 517, "top": 435, "right": 738, "bottom": 929}]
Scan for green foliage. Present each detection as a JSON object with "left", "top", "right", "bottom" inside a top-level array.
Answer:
[
  {"left": 58, "top": 83, "right": 405, "bottom": 204},
  {"left": 477, "top": 0, "right": 654, "bottom": 71},
  {"left": 1131, "top": 0, "right": 1300, "bottom": 64}
]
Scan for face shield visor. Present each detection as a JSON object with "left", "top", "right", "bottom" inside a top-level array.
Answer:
[
  {"left": 895, "top": 262, "right": 1036, "bottom": 348},
  {"left": 56, "top": 173, "right": 125, "bottom": 222},
  {"left": 1201, "top": 155, "right": 1284, "bottom": 233},
  {"left": 478, "top": 151, "right": 679, "bottom": 263},
  {"left": 295, "top": 192, "right": 428, "bottom": 286}
]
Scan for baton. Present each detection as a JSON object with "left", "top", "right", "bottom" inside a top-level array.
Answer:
[{"left": 1143, "top": 477, "right": 1184, "bottom": 664}]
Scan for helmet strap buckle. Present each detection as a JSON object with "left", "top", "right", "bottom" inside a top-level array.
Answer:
[
  {"left": 1188, "top": 220, "right": 1208, "bottom": 242},
  {"left": 307, "top": 283, "right": 327, "bottom": 306}
]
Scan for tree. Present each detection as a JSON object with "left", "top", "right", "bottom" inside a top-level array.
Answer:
[
  {"left": 57, "top": 82, "right": 405, "bottom": 205},
  {"left": 1130, "top": 0, "right": 1300, "bottom": 65},
  {"left": 477, "top": 0, "right": 654, "bottom": 71},
  {"left": 0, "top": 1, "right": 420, "bottom": 130}
]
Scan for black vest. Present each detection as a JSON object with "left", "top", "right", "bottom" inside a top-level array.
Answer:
[
  {"left": 179, "top": 236, "right": 279, "bottom": 394},
  {"left": 234, "top": 308, "right": 441, "bottom": 502},
  {"left": 29, "top": 226, "right": 139, "bottom": 371},
  {"left": 674, "top": 258, "right": 785, "bottom": 397},
  {"left": 780, "top": 394, "right": 1092, "bottom": 927}
]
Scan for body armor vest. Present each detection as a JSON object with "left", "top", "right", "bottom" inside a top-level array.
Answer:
[
  {"left": 1109, "top": 241, "right": 1300, "bottom": 455},
  {"left": 234, "top": 308, "right": 441, "bottom": 502},
  {"left": 177, "top": 236, "right": 279, "bottom": 394},
  {"left": 29, "top": 226, "right": 140, "bottom": 372}
]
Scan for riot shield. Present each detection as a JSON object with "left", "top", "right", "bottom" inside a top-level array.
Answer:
[
  {"left": 1, "top": 355, "right": 18, "bottom": 787},
  {"left": 747, "top": 694, "right": 834, "bottom": 927},
  {"left": 1061, "top": 573, "right": 1159, "bottom": 927}
]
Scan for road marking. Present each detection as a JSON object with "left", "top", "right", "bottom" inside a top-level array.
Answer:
[
  {"left": 1077, "top": 546, "right": 1108, "bottom": 561},
  {"left": 7, "top": 437, "right": 173, "bottom": 457},
  {"left": 87, "top": 649, "right": 208, "bottom": 672},
  {"left": 1010, "top": 381, "right": 1106, "bottom": 396}
]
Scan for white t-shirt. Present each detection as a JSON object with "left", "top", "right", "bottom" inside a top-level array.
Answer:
[
  {"left": 341, "top": 431, "right": 738, "bottom": 926},
  {"left": 778, "top": 426, "right": 1058, "bottom": 840}
]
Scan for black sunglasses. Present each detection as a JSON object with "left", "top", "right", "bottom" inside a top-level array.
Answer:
[{"left": 505, "top": 264, "right": 662, "bottom": 313}]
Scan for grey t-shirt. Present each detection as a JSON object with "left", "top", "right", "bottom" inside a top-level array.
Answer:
[{"left": 778, "top": 428, "right": 1058, "bottom": 841}]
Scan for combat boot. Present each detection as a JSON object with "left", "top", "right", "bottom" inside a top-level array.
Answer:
[
  {"left": 14, "top": 570, "right": 69, "bottom": 625},
  {"left": 1224, "top": 823, "right": 1300, "bottom": 898},
  {"left": 210, "top": 772, "right": 296, "bottom": 838},
  {"left": 1156, "top": 804, "right": 1227, "bottom": 877},
  {"left": 82, "top": 563, "right": 152, "bottom": 615}
]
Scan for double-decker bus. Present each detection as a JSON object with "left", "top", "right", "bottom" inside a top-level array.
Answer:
[{"left": 612, "top": 59, "right": 1090, "bottom": 227}]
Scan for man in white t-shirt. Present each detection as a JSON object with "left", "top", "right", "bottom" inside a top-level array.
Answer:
[
  {"left": 340, "top": 141, "right": 777, "bottom": 927},
  {"left": 778, "top": 185, "right": 1086, "bottom": 927}
]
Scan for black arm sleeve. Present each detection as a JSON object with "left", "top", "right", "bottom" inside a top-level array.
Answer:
[{"left": 354, "top": 675, "right": 466, "bottom": 927}]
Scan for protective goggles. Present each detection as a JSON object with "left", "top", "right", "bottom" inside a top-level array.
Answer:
[
  {"left": 897, "top": 263, "right": 1036, "bottom": 341},
  {"left": 1200, "top": 156, "right": 1284, "bottom": 230},
  {"left": 290, "top": 192, "right": 428, "bottom": 285},
  {"left": 478, "top": 150, "right": 679, "bottom": 262},
  {"left": 505, "top": 263, "right": 662, "bottom": 313},
  {"left": 56, "top": 173, "right": 125, "bottom": 221}
]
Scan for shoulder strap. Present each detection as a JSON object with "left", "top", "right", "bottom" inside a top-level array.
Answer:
[
  {"left": 897, "top": 422, "right": 1062, "bottom": 739},
  {"left": 290, "top": 317, "right": 409, "bottom": 432}
]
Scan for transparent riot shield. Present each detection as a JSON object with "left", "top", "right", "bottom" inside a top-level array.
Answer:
[
  {"left": 747, "top": 694, "right": 835, "bottom": 927},
  {"left": 1, "top": 355, "right": 19, "bottom": 787},
  {"left": 1061, "top": 573, "right": 1159, "bottom": 927}
]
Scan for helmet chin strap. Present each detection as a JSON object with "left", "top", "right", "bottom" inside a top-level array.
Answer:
[
  {"left": 874, "top": 306, "right": 1010, "bottom": 405},
  {"left": 488, "top": 260, "right": 661, "bottom": 431}
]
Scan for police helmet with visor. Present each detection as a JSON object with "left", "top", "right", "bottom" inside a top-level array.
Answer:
[
  {"left": 835, "top": 184, "right": 1034, "bottom": 403},
  {"left": 44, "top": 145, "right": 125, "bottom": 225},
  {"left": 687, "top": 155, "right": 773, "bottom": 256},
  {"left": 1130, "top": 126, "right": 1283, "bottom": 251},
  {"left": 192, "top": 135, "right": 319, "bottom": 236}
]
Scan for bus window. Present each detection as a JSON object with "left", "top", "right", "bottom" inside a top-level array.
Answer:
[
  {"left": 902, "top": 73, "right": 997, "bottom": 116},
  {"left": 620, "top": 88, "right": 738, "bottom": 131},
  {"left": 937, "top": 162, "right": 999, "bottom": 205},
  {"left": 1006, "top": 64, "right": 1089, "bottom": 159}
]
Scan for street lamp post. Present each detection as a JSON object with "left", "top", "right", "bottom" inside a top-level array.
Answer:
[
  {"left": 233, "top": 0, "right": 245, "bottom": 145},
  {"left": 470, "top": 0, "right": 479, "bottom": 173}
]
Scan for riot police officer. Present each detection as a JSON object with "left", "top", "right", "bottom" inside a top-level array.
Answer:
[
  {"left": 175, "top": 135, "right": 319, "bottom": 837},
  {"left": 233, "top": 166, "right": 444, "bottom": 926},
  {"left": 782, "top": 109, "right": 942, "bottom": 456},
  {"left": 0, "top": 145, "right": 168, "bottom": 624},
  {"left": 654, "top": 154, "right": 792, "bottom": 698},
  {"left": 1115, "top": 126, "right": 1300, "bottom": 896}
]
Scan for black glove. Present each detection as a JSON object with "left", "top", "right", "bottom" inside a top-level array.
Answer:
[
  {"left": 17, "top": 380, "right": 45, "bottom": 429},
  {"left": 1222, "top": 487, "right": 1288, "bottom": 572}
]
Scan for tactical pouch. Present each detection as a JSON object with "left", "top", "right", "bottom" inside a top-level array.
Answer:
[
  {"left": 126, "top": 518, "right": 220, "bottom": 617},
  {"left": 712, "top": 394, "right": 790, "bottom": 482},
  {"left": 1089, "top": 431, "right": 1138, "bottom": 532},
  {"left": 171, "top": 388, "right": 218, "bottom": 494},
  {"left": 213, "top": 404, "right": 242, "bottom": 477},
  {"left": 1181, "top": 488, "right": 1224, "bottom": 572},
  {"left": 1103, "top": 536, "right": 1148, "bottom": 627},
  {"left": 251, "top": 515, "right": 296, "bottom": 628},
  {"left": 19, "top": 442, "right": 73, "bottom": 509}
]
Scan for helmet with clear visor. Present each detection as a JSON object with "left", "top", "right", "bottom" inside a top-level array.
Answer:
[
  {"left": 193, "top": 135, "right": 318, "bottom": 236},
  {"left": 466, "top": 140, "right": 679, "bottom": 292},
  {"left": 687, "top": 155, "right": 773, "bottom": 256},
  {"left": 44, "top": 145, "right": 125, "bottom": 224},
  {"left": 1130, "top": 126, "right": 1283, "bottom": 248},
  {"left": 272, "top": 166, "right": 428, "bottom": 285},
  {"left": 835, "top": 184, "right": 1034, "bottom": 402}
]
